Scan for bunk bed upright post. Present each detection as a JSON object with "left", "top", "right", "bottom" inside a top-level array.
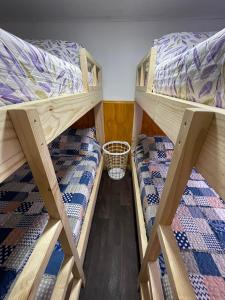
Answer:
[
  {"left": 9, "top": 108, "right": 86, "bottom": 296},
  {"left": 94, "top": 101, "right": 105, "bottom": 145},
  {"left": 146, "top": 48, "right": 157, "bottom": 93},
  {"left": 138, "top": 108, "right": 214, "bottom": 297},
  {"left": 132, "top": 103, "right": 143, "bottom": 149},
  {"left": 80, "top": 48, "right": 89, "bottom": 92}
]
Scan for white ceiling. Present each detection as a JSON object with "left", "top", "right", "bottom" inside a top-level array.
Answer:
[{"left": 1, "top": 0, "right": 225, "bottom": 21}]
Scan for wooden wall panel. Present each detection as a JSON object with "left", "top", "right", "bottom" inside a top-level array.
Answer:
[
  {"left": 72, "top": 108, "right": 95, "bottom": 129},
  {"left": 71, "top": 102, "right": 164, "bottom": 142},
  {"left": 141, "top": 111, "right": 165, "bottom": 136},
  {"left": 103, "top": 101, "right": 134, "bottom": 144}
]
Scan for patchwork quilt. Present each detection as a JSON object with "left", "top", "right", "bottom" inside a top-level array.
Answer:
[
  {"left": 153, "top": 28, "right": 225, "bottom": 108},
  {"left": 135, "top": 135, "right": 225, "bottom": 299},
  {"left": 0, "top": 128, "right": 101, "bottom": 299},
  {"left": 0, "top": 28, "right": 84, "bottom": 106}
]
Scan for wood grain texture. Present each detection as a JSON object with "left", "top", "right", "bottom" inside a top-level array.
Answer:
[
  {"left": 0, "top": 91, "right": 102, "bottom": 184},
  {"left": 72, "top": 109, "right": 95, "bottom": 129},
  {"left": 80, "top": 171, "right": 139, "bottom": 300},
  {"left": 141, "top": 111, "right": 165, "bottom": 136},
  {"left": 103, "top": 101, "right": 134, "bottom": 144}
]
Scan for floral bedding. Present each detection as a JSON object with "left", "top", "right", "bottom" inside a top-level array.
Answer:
[
  {"left": 153, "top": 29, "right": 225, "bottom": 108},
  {"left": 0, "top": 28, "right": 84, "bottom": 106}
]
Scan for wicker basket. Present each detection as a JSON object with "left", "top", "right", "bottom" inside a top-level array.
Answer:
[{"left": 103, "top": 141, "right": 131, "bottom": 180}]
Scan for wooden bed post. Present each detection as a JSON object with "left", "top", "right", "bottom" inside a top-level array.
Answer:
[
  {"left": 9, "top": 109, "right": 85, "bottom": 297},
  {"left": 94, "top": 101, "right": 105, "bottom": 146},
  {"left": 146, "top": 48, "right": 157, "bottom": 93},
  {"left": 80, "top": 48, "right": 89, "bottom": 92},
  {"left": 132, "top": 102, "right": 143, "bottom": 149},
  {"left": 138, "top": 108, "right": 214, "bottom": 299}
]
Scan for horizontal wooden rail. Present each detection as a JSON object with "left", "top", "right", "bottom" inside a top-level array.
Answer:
[
  {"left": 158, "top": 226, "right": 195, "bottom": 299},
  {"left": 77, "top": 156, "right": 103, "bottom": 264},
  {"left": 9, "top": 219, "right": 63, "bottom": 300},
  {"left": 131, "top": 156, "right": 148, "bottom": 260},
  {"left": 51, "top": 256, "right": 75, "bottom": 300}
]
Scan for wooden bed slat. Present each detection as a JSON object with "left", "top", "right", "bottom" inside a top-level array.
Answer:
[
  {"left": 9, "top": 219, "right": 62, "bottom": 300},
  {"left": 158, "top": 226, "right": 195, "bottom": 300},
  {"left": 0, "top": 91, "right": 102, "bottom": 184}
]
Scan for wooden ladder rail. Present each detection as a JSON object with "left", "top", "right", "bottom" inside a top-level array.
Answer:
[
  {"left": 8, "top": 108, "right": 85, "bottom": 300},
  {"left": 138, "top": 108, "right": 214, "bottom": 299}
]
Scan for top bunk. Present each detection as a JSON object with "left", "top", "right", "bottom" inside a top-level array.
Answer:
[
  {"left": 0, "top": 28, "right": 103, "bottom": 183},
  {"left": 134, "top": 28, "right": 225, "bottom": 225}
]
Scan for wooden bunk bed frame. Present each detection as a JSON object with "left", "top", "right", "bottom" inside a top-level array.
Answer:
[
  {"left": 0, "top": 48, "right": 104, "bottom": 300},
  {"left": 132, "top": 48, "right": 225, "bottom": 299}
]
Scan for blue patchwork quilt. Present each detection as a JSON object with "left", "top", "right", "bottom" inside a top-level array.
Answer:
[
  {"left": 0, "top": 127, "right": 101, "bottom": 299},
  {"left": 134, "top": 135, "right": 225, "bottom": 300}
]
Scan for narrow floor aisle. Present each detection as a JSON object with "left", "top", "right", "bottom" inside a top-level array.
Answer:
[{"left": 80, "top": 171, "right": 140, "bottom": 300}]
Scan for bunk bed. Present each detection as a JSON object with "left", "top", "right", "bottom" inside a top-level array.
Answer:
[
  {"left": 0, "top": 28, "right": 104, "bottom": 299},
  {"left": 132, "top": 28, "right": 225, "bottom": 299}
]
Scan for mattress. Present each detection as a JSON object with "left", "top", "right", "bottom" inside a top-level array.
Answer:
[
  {"left": 0, "top": 28, "right": 85, "bottom": 106},
  {"left": 134, "top": 135, "right": 225, "bottom": 299},
  {"left": 153, "top": 28, "right": 225, "bottom": 108},
  {"left": 0, "top": 128, "right": 101, "bottom": 300}
]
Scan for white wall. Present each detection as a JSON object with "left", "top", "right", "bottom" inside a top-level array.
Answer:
[{"left": 1, "top": 18, "right": 225, "bottom": 100}]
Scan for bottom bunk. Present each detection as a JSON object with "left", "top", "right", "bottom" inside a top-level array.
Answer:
[
  {"left": 0, "top": 127, "right": 103, "bottom": 300},
  {"left": 132, "top": 135, "right": 225, "bottom": 300}
]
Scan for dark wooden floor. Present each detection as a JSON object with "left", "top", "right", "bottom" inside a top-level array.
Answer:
[{"left": 80, "top": 171, "right": 140, "bottom": 300}]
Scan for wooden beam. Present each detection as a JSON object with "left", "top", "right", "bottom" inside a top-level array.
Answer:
[
  {"left": 80, "top": 48, "right": 89, "bottom": 92},
  {"left": 77, "top": 157, "right": 103, "bottom": 264},
  {"left": 131, "top": 156, "right": 147, "bottom": 260},
  {"left": 9, "top": 219, "right": 62, "bottom": 300},
  {"left": 132, "top": 103, "right": 143, "bottom": 149},
  {"left": 94, "top": 102, "right": 105, "bottom": 146},
  {"left": 139, "top": 108, "right": 213, "bottom": 282},
  {"left": 158, "top": 226, "right": 195, "bottom": 300},
  {"left": 9, "top": 109, "right": 85, "bottom": 284},
  {"left": 51, "top": 256, "right": 75, "bottom": 300},
  {"left": 147, "top": 262, "right": 164, "bottom": 300},
  {"left": 69, "top": 279, "right": 82, "bottom": 300},
  {"left": 140, "top": 282, "right": 151, "bottom": 300},
  {"left": 0, "top": 91, "right": 102, "bottom": 184},
  {"left": 146, "top": 48, "right": 157, "bottom": 93}
]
